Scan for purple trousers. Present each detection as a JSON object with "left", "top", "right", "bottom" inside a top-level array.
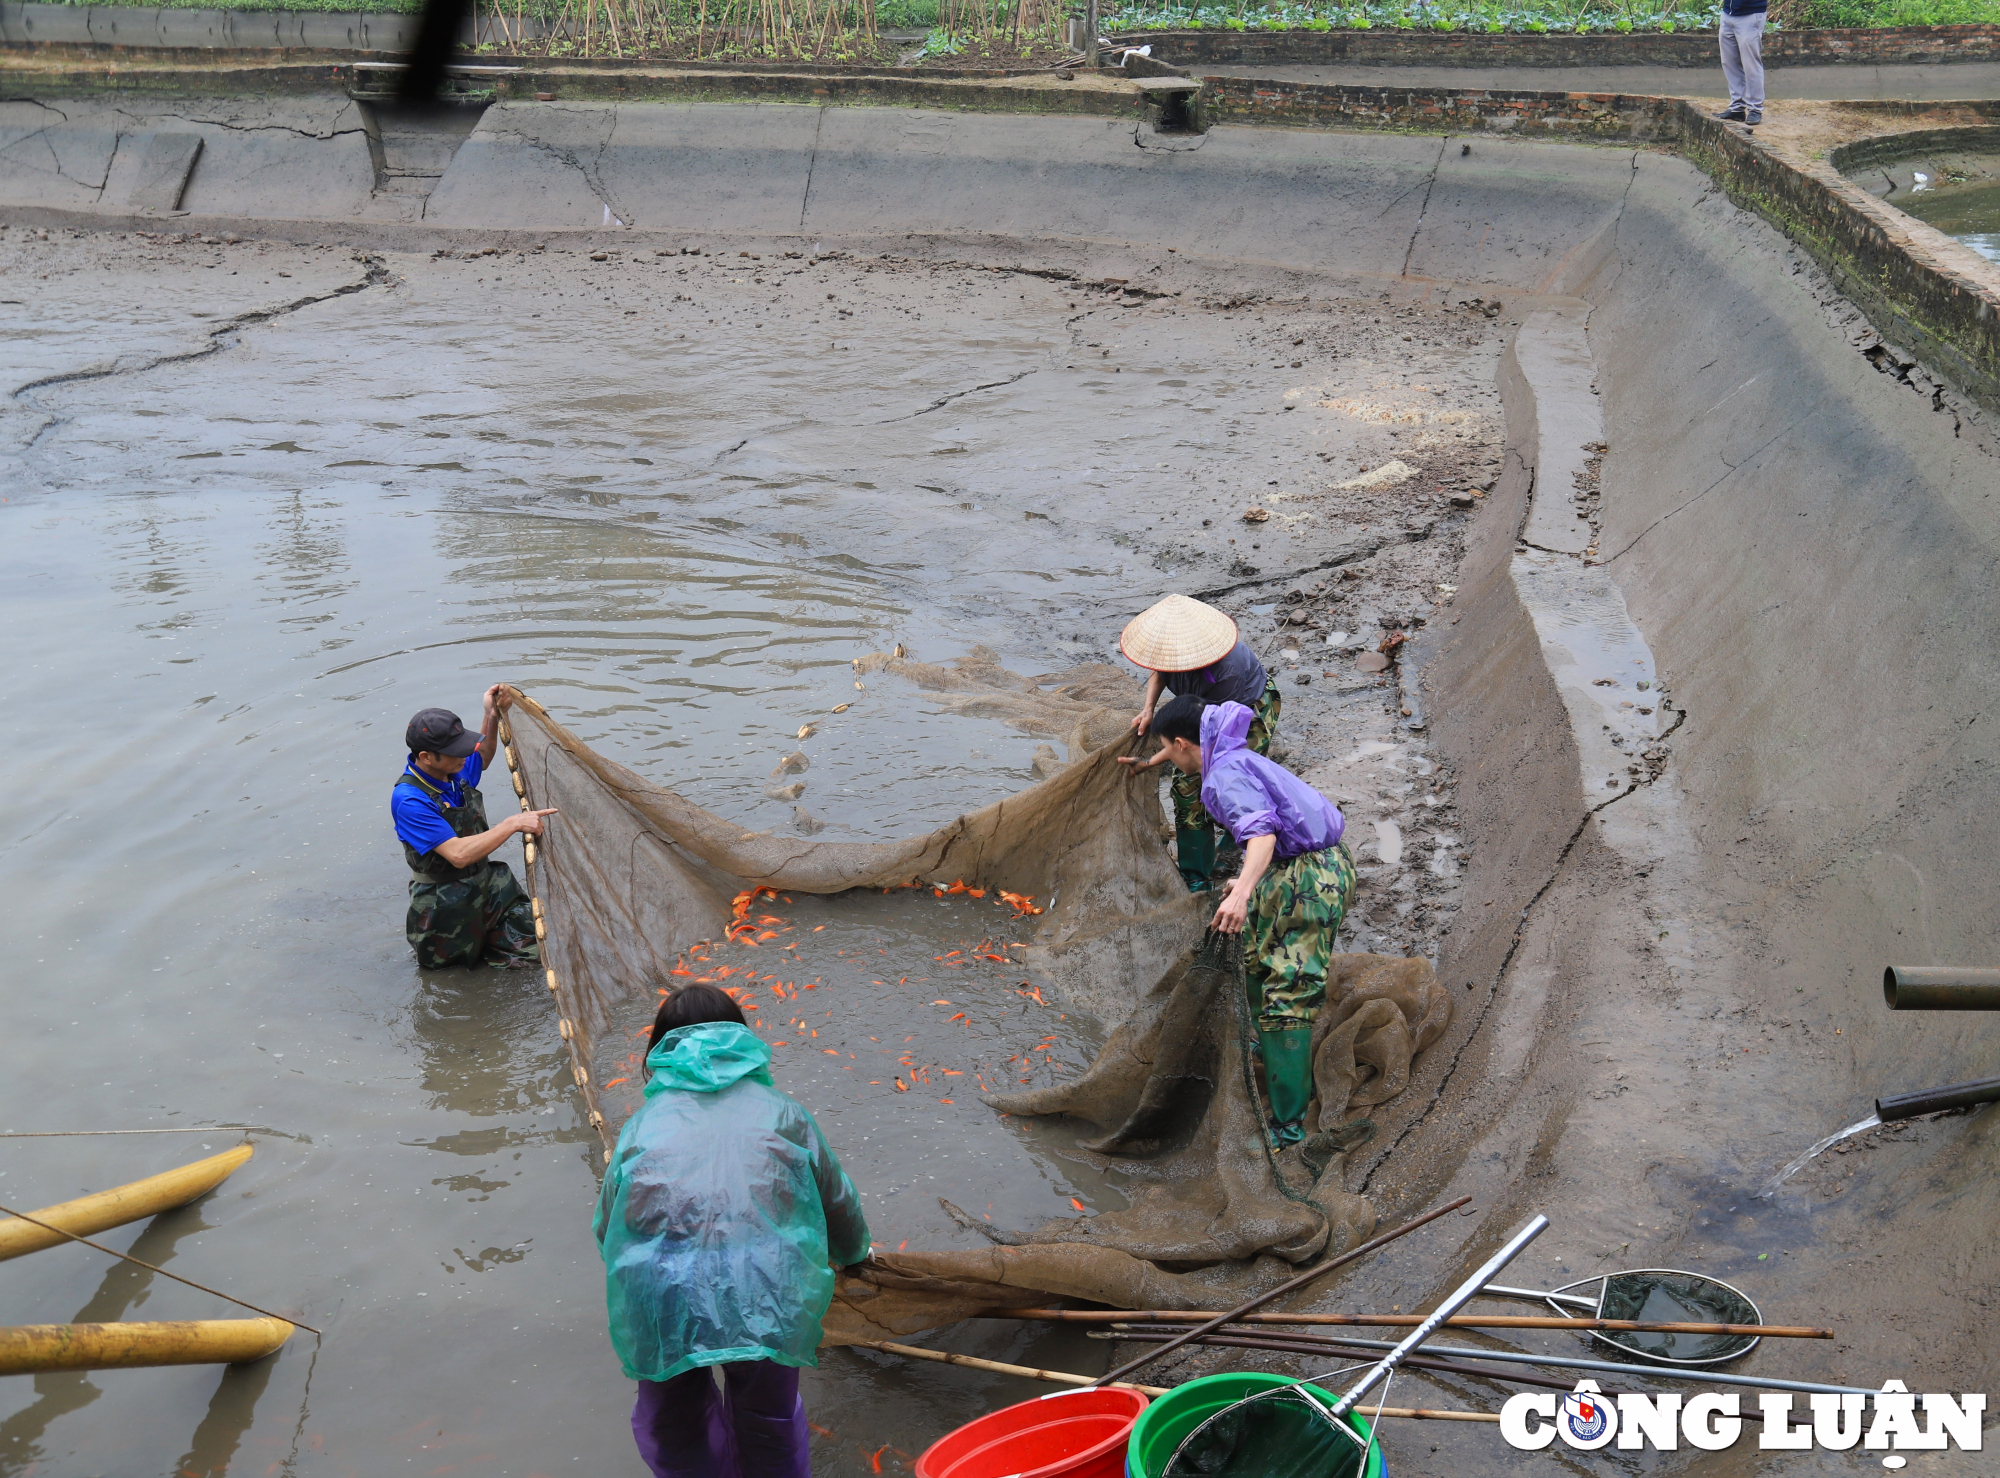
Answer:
[{"left": 632, "top": 1359, "right": 812, "bottom": 1478}]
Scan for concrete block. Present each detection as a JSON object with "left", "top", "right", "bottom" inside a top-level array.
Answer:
[{"left": 107, "top": 129, "right": 205, "bottom": 211}]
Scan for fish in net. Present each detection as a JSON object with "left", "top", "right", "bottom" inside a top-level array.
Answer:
[{"left": 493, "top": 648, "right": 1452, "bottom": 1332}]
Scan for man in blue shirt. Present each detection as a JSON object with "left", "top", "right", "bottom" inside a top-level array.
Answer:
[{"left": 392, "top": 687, "right": 556, "bottom": 970}]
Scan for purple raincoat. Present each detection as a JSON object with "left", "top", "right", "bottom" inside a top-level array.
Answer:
[{"left": 1198, "top": 702, "right": 1345, "bottom": 859}]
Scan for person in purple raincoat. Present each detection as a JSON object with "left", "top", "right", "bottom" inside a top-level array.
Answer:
[{"left": 1121, "top": 694, "right": 1357, "bottom": 1145}]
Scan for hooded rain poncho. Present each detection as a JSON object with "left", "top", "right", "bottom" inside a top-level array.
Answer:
[
  {"left": 594, "top": 1022, "right": 870, "bottom": 1382},
  {"left": 1198, "top": 701, "right": 1345, "bottom": 858}
]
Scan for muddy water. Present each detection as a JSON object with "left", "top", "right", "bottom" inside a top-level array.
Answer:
[
  {"left": 1896, "top": 176, "right": 2000, "bottom": 264},
  {"left": 0, "top": 227, "right": 1508, "bottom": 1475}
]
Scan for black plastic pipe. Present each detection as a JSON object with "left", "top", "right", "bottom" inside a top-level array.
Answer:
[
  {"left": 1882, "top": 966, "right": 2000, "bottom": 1011},
  {"left": 1876, "top": 1077, "right": 2000, "bottom": 1122}
]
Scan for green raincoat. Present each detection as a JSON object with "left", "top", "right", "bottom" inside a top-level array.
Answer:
[{"left": 593, "top": 1023, "right": 870, "bottom": 1383}]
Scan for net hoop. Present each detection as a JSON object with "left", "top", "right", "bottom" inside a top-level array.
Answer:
[
  {"left": 1551, "top": 1267, "right": 1764, "bottom": 1367},
  {"left": 1160, "top": 1377, "right": 1371, "bottom": 1478}
]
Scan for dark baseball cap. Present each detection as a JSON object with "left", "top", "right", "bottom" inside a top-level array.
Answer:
[{"left": 406, "top": 708, "right": 480, "bottom": 758}]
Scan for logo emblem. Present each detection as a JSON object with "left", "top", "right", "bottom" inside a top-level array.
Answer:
[{"left": 1558, "top": 1381, "right": 1618, "bottom": 1449}]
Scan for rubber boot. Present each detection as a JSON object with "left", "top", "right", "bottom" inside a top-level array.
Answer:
[
  {"left": 1175, "top": 826, "right": 1217, "bottom": 894},
  {"left": 1258, "top": 1027, "right": 1316, "bottom": 1146}
]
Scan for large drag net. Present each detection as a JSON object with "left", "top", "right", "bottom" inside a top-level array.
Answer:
[{"left": 495, "top": 650, "right": 1451, "bottom": 1333}]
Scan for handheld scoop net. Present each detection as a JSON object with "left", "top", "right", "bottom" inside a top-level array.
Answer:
[
  {"left": 1160, "top": 1383, "right": 1377, "bottom": 1478},
  {"left": 1482, "top": 1269, "right": 1762, "bottom": 1366}
]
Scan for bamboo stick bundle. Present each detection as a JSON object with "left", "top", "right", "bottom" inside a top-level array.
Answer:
[{"left": 980, "top": 1309, "right": 1828, "bottom": 1339}]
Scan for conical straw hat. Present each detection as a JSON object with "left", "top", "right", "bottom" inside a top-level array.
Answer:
[{"left": 1120, "top": 595, "right": 1239, "bottom": 673}]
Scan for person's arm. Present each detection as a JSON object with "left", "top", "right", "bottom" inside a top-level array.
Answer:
[
  {"left": 1212, "top": 833, "right": 1277, "bottom": 935},
  {"left": 1131, "top": 671, "right": 1166, "bottom": 735},
  {"left": 806, "top": 1119, "right": 871, "bottom": 1268},
  {"left": 592, "top": 1150, "right": 622, "bottom": 1251},
  {"left": 432, "top": 806, "right": 556, "bottom": 870},
  {"left": 476, "top": 685, "right": 509, "bottom": 767}
]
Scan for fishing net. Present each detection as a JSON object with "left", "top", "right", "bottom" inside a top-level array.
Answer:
[
  {"left": 494, "top": 648, "right": 1451, "bottom": 1332},
  {"left": 1157, "top": 1386, "right": 1373, "bottom": 1478},
  {"left": 1577, "top": 1271, "right": 1762, "bottom": 1366}
]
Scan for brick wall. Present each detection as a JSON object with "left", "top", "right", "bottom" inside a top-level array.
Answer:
[
  {"left": 1684, "top": 109, "right": 2000, "bottom": 413},
  {"left": 1199, "top": 74, "right": 1680, "bottom": 138}
]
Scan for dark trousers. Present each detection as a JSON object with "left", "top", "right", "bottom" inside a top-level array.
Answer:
[{"left": 632, "top": 1359, "right": 811, "bottom": 1478}]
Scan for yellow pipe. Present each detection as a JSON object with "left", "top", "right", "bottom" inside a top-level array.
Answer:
[
  {"left": 0, "top": 1318, "right": 294, "bottom": 1375},
  {"left": 0, "top": 1144, "right": 254, "bottom": 1263}
]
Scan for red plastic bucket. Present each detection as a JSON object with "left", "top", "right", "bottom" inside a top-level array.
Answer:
[{"left": 915, "top": 1387, "right": 1151, "bottom": 1478}]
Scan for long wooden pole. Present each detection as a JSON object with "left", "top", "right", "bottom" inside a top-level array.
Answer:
[
  {"left": 0, "top": 1319, "right": 293, "bottom": 1376},
  {"left": 0, "top": 1146, "right": 253, "bottom": 1263},
  {"left": 1093, "top": 1195, "right": 1471, "bottom": 1388},
  {"left": 842, "top": 1339, "right": 1500, "bottom": 1423},
  {"left": 985, "top": 1309, "right": 1824, "bottom": 1339}
]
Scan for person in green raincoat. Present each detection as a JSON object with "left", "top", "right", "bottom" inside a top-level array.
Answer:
[
  {"left": 390, "top": 691, "right": 556, "bottom": 969},
  {"left": 596, "top": 983, "right": 870, "bottom": 1478}
]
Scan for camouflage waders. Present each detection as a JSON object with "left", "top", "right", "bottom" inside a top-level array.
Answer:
[
  {"left": 1244, "top": 840, "right": 1357, "bottom": 1031},
  {"left": 396, "top": 769, "right": 540, "bottom": 971},
  {"left": 1245, "top": 839, "right": 1357, "bottom": 1145},
  {"left": 1171, "top": 679, "right": 1282, "bottom": 891}
]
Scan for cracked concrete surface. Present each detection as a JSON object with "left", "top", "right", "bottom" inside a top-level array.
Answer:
[{"left": 0, "top": 93, "right": 374, "bottom": 216}]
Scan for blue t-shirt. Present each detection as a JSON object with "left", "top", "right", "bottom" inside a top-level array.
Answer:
[
  {"left": 392, "top": 753, "right": 483, "bottom": 856},
  {"left": 1161, "top": 640, "right": 1269, "bottom": 709}
]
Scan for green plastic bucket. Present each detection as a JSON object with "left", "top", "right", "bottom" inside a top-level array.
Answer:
[{"left": 1125, "top": 1373, "right": 1387, "bottom": 1478}]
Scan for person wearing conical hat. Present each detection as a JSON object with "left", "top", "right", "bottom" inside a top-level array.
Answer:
[{"left": 1118, "top": 594, "right": 1283, "bottom": 892}]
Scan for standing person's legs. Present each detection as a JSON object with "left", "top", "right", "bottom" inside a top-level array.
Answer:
[
  {"left": 474, "top": 859, "right": 540, "bottom": 967},
  {"left": 720, "top": 1360, "right": 811, "bottom": 1478},
  {"left": 406, "top": 877, "right": 485, "bottom": 969},
  {"left": 1245, "top": 843, "right": 1359, "bottom": 1145},
  {"left": 1717, "top": 15, "right": 1747, "bottom": 112},
  {"left": 1736, "top": 13, "right": 1766, "bottom": 113},
  {"left": 633, "top": 1368, "right": 738, "bottom": 1478},
  {"left": 1170, "top": 772, "right": 1217, "bottom": 893}
]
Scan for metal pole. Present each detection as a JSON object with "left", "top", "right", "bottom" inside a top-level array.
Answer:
[
  {"left": 1882, "top": 966, "right": 2000, "bottom": 1010},
  {"left": 1330, "top": 1214, "right": 1549, "bottom": 1420},
  {"left": 1306, "top": 1332, "right": 1875, "bottom": 1397},
  {"left": 1876, "top": 1076, "right": 2000, "bottom": 1122}
]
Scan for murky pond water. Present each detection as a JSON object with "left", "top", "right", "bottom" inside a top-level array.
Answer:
[
  {"left": 1897, "top": 176, "right": 2000, "bottom": 264},
  {"left": 1861, "top": 154, "right": 2000, "bottom": 264},
  {"left": 0, "top": 227, "right": 1505, "bottom": 1475}
]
